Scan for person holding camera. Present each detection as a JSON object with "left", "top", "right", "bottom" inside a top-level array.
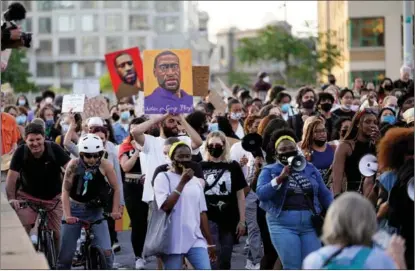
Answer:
[
  {"left": 1, "top": 2, "right": 31, "bottom": 52},
  {"left": 256, "top": 128, "right": 333, "bottom": 270},
  {"left": 200, "top": 131, "right": 248, "bottom": 270},
  {"left": 152, "top": 141, "right": 215, "bottom": 269}
]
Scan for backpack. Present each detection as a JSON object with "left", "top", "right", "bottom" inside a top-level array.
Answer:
[{"left": 322, "top": 247, "right": 371, "bottom": 270}]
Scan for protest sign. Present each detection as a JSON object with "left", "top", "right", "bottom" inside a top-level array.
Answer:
[
  {"left": 81, "top": 95, "right": 110, "bottom": 120},
  {"left": 143, "top": 49, "right": 193, "bottom": 114},
  {"left": 208, "top": 88, "right": 226, "bottom": 114},
  {"left": 73, "top": 79, "right": 100, "bottom": 98},
  {"left": 105, "top": 47, "right": 144, "bottom": 101},
  {"left": 62, "top": 94, "right": 85, "bottom": 113},
  {"left": 192, "top": 66, "right": 210, "bottom": 97}
]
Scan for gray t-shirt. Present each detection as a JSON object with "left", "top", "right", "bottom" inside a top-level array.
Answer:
[{"left": 302, "top": 245, "right": 397, "bottom": 269}]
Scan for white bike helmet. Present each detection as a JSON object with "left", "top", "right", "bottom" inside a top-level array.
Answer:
[{"left": 77, "top": 133, "right": 104, "bottom": 154}]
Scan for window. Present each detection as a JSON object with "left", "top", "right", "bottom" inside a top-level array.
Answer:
[
  {"left": 81, "top": 15, "right": 99, "bottom": 32},
  {"left": 37, "top": 1, "right": 53, "bottom": 11},
  {"left": 38, "top": 17, "right": 52, "bottom": 34},
  {"left": 38, "top": 40, "right": 52, "bottom": 56},
  {"left": 220, "top": 46, "right": 225, "bottom": 59},
  {"left": 129, "top": 1, "right": 149, "bottom": 9},
  {"left": 400, "top": 16, "right": 415, "bottom": 45},
  {"left": 21, "top": 18, "right": 32, "bottom": 32},
  {"left": 103, "top": 1, "right": 119, "bottom": 8},
  {"left": 61, "top": 84, "right": 73, "bottom": 90},
  {"left": 81, "top": 1, "right": 98, "bottom": 9},
  {"left": 59, "top": 38, "right": 76, "bottom": 55},
  {"left": 55, "top": 1, "right": 75, "bottom": 9},
  {"left": 349, "top": 17, "right": 384, "bottom": 48},
  {"left": 155, "top": 17, "right": 180, "bottom": 33},
  {"left": 350, "top": 70, "right": 385, "bottom": 86},
  {"left": 36, "top": 63, "right": 54, "bottom": 77},
  {"left": 105, "top": 14, "right": 122, "bottom": 31},
  {"left": 59, "top": 63, "right": 73, "bottom": 78},
  {"left": 129, "top": 15, "right": 149, "bottom": 30},
  {"left": 57, "top": 15, "right": 76, "bottom": 32},
  {"left": 155, "top": 1, "right": 180, "bottom": 12},
  {"left": 79, "top": 62, "right": 96, "bottom": 77},
  {"left": 106, "top": 36, "right": 123, "bottom": 52},
  {"left": 81, "top": 36, "right": 99, "bottom": 56},
  {"left": 129, "top": 37, "right": 146, "bottom": 50}
]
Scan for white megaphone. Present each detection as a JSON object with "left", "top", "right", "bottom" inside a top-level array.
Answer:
[
  {"left": 358, "top": 154, "right": 378, "bottom": 177},
  {"left": 407, "top": 177, "right": 414, "bottom": 201},
  {"left": 287, "top": 155, "right": 307, "bottom": 172}
]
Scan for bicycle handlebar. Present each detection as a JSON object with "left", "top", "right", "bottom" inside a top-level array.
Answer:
[
  {"left": 20, "top": 199, "right": 61, "bottom": 213},
  {"left": 62, "top": 213, "right": 112, "bottom": 226}
]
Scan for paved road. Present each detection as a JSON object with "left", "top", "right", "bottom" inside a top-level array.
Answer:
[{"left": 114, "top": 231, "right": 249, "bottom": 270}]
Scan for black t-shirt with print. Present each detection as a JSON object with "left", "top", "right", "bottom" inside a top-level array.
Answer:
[
  {"left": 121, "top": 148, "right": 142, "bottom": 174},
  {"left": 200, "top": 160, "right": 248, "bottom": 230}
]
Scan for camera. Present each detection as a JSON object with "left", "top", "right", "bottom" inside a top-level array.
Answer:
[{"left": 1, "top": 2, "right": 32, "bottom": 51}]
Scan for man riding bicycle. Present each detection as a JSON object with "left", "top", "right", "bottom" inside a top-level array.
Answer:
[
  {"left": 5, "top": 123, "right": 71, "bottom": 245},
  {"left": 56, "top": 134, "right": 121, "bottom": 270}
]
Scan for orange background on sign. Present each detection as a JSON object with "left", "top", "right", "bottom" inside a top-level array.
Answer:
[{"left": 143, "top": 49, "right": 193, "bottom": 97}]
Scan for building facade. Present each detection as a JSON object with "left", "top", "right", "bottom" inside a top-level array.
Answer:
[
  {"left": 318, "top": 0, "right": 414, "bottom": 88},
  {"left": 2, "top": 0, "right": 210, "bottom": 90}
]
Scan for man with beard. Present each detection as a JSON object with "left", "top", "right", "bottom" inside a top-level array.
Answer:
[
  {"left": 131, "top": 113, "right": 203, "bottom": 203},
  {"left": 144, "top": 51, "right": 193, "bottom": 114},
  {"left": 114, "top": 52, "right": 143, "bottom": 99}
]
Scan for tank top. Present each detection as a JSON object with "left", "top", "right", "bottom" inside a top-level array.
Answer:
[
  {"left": 311, "top": 145, "right": 335, "bottom": 180},
  {"left": 70, "top": 161, "right": 108, "bottom": 203},
  {"left": 345, "top": 140, "right": 376, "bottom": 192}
]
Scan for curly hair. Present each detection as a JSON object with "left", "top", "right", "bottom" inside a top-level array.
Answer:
[
  {"left": 257, "top": 115, "right": 277, "bottom": 136},
  {"left": 377, "top": 127, "right": 414, "bottom": 172},
  {"left": 295, "top": 86, "right": 316, "bottom": 107},
  {"left": 243, "top": 115, "right": 262, "bottom": 134}
]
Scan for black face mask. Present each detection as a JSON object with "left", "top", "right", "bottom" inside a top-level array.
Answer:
[
  {"left": 129, "top": 109, "right": 135, "bottom": 117},
  {"left": 172, "top": 161, "right": 185, "bottom": 175},
  {"left": 384, "top": 85, "right": 393, "bottom": 91},
  {"left": 277, "top": 150, "right": 298, "bottom": 165},
  {"left": 208, "top": 146, "right": 224, "bottom": 158},
  {"left": 179, "top": 161, "right": 193, "bottom": 170},
  {"left": 320, "top": 103, "right": 333, "bottom": 112},
  {"left": 329, "top": 79, "right": 336, "bottom": 85},
  {"left": 302, "top": 100, "right": 315, "bottom": 109},
  {"left": 112, "top": 113, "right": 120, "bottom": 122},
  {"left": 313, "top": 139, "right": 326, "bottom": 147}
]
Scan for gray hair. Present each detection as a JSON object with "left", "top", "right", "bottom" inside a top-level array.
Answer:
[
  {"left": 321, "top": 192, "right": 377, "bottom": 247},
  {"left": 400, "top": 65, "right": 411, "bottom": 74}
]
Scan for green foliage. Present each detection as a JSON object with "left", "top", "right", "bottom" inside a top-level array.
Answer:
[
  {"left": 99, "top": 73, "right": 113, "bottom": 93},
  {"left": 1, "top": 49, "right": 37, "bottom": 93},
  {"left": 227, "top": 71, "right": 251, "bottom": 87}
]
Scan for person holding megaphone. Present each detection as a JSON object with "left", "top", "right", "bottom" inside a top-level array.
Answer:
[{"left": 256, "top": 128, "right": 333, "bottom": 270}]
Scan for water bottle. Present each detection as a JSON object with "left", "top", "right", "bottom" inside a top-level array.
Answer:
[{"left": 30, "top": 234, "right": 38, "bottom": 246}]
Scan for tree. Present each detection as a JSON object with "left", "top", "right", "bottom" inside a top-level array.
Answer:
[
  {"left": 1, "top": 49, "right": 37, "bottom": 93},
  {"left": 315, "top": 30, "right": 342, "bottom": 78},
  {"left": 99, "top": 72, "right": 114, "bottom": 93},
  {"left": 227, "top": 71, "right": 251, "bottom": 87}
]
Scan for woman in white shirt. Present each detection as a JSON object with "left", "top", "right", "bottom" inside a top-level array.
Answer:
[{"left": 153, "top": 141, "right": 216, "bottom": 269}]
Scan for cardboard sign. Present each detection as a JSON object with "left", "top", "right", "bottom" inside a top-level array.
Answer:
[
  {"left": 143, "top": 49, "right": 193, "bottom": 114},
  {"left": 62, "top": 94, "right": 85, "bottom": 113},
  {"left": 105, "top": 47, "right": 144, "bottom": 100},
  {"left": 192, "top": 66, "right": 210, "bottom": 97},
  {"left": 81, "top": 95, "right": 110, "bottom": 120},
  {"left": 73, "top": 79, "right": 100, "bottom": 98},
  {"left": 208, "top": 88, "right": 226, "bottom": 114}
]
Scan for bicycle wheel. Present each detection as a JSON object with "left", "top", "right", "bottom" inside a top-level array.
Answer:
[
  {"left": 87, "top": 245, "right": 107, "bottom": 270},
  {"left": 44, "top": 231, "right": 57, "bottom": 269}
]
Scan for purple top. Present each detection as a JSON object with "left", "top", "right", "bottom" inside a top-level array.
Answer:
[{"left": 144, "top": 87, "right": 193, "bottom": 114}]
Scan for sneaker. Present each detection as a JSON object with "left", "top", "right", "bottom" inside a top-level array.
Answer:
[
  {"left": 112, "top": 243, "right": 121, "bottom": 253},
  {"left": 252, "top": 263, "right": 260, "bottom": 270},
  {"left": 245, "top": 260, "right": 253, "bottom": 270},
  {"left": 113, "top": 262, "right": 122, "bottom": 269},
  {"left": 135, "top": 258, "right": 146, "bottom": 270}
]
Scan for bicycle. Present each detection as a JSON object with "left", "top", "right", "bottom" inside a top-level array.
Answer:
[
  {"left": 20, "top": 200, "right": 61, "bottom": 269},
  {"left": 63, "top": 213, "right": 112, "bottom": 270}
]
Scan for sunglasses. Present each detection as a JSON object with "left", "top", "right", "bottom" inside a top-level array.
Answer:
[{"left": 83, "top": 153, "right": 102, "bottom": 159}]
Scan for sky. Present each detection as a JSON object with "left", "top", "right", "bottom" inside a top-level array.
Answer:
[{"left": 197, "top": 1, "right": 318, "bottom": 42}]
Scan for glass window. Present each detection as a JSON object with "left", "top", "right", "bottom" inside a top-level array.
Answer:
[
  {"left": 155, "top": 1, "right": 180, "bottom": 12},
  {"left": 129, "top": 15, "right": 149, "bottom": 30},
  {"left": 105, "top": 14, "right": 122, "bottom": 31},
  {"left": 103, "top": 1, "right": 119, "bottom": 8},
  {"left": 36, "top": 63, "right": 54, "bottom": 77},
  {"left": 38, "top": 17, "right": 52, "bottom": 34},
  {"left": 21, "top": 18, "right": 32, "bottom": 32},
  {"left": 79, "top": 62, "right": 96, "bottom": 77},
  {"left": 349, "top": 17, "right": 384, "bottom": 48},
  {"left": 81, "top": 36, "right": 100, "bottom": 56},
  {"left": 57, "top": 15, "right": 76, "bottom": 32},
  {"left": 81, "top": 15, "right": 99, "bottom": 32},
  {"left": 59, "top": 63, "right": 73, "bottom": 78},
  {"left": 80, "top": 1, "right": 98, "bottom": 9},
  {"left": 59, "top": 38, "right": 76, "bottom": 55},
  {"left": 38, "top": 40, "right": 52, "bottom": 56},
  {"left": 400, "top": 16, "right": 415, "bottom": 45},
  {"left": 37, "top": 1, "right": 53, "bottom": 11},
  {"left": 350, "top": 70, "right": 386, "bottom": 86},
  {"left": 155, "top": 17, "right": 180, "bottom": 33},
  {"left": 106, "top": 36, "right": 123, "bottom": 52},
  {"left": 129, "top": 36, "right": 146, "bottom": 50},
  {"left": 55, "top": 1, "right": 75, "bottom": 9},
  {"left": 129, "top": 1, "right": 149, "bottom": 9}
]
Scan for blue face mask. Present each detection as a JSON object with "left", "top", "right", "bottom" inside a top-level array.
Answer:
[
  {"left": 18, "top": 99, "right": 26, "bottom": 106},
  {"left": 209, "top": 123, "right": 219, "bottom": 132},
  {"left": 382, "top": 115, "right": 396, "bottom": 125},
  {"left": 281, "top": 103, "right": 291, "bottom": 113},
  {"left": 45, "top": 119, "right": 55, "bottom": 127},
  {"left": 120, "top": 111, "right": 130, "bottom": 120},
  {"left": 16, "top": 115, "right": 27, "bottom": 125}
]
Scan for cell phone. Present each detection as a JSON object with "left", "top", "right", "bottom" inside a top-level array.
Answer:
[{"left": 372, "top": 230, "right": 392, "bottom": 249}]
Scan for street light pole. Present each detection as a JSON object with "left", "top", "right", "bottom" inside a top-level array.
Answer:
[{"left": 403, "top": 0, "right": 414, "bottom": 79}]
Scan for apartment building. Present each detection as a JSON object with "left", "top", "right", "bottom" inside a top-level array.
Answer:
[
  {"left": 318, "top": 0, "right": 414, "bottom": 88},
  {"left": 2, "top": 0, "right": 210, "bottom": 90}
]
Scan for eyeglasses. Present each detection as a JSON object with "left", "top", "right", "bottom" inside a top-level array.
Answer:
[
  {"left": 83, "top": 153, "right": 101, "bottom": 159},
  {"left": 158, "top": 63, "right": 179, "bottom": 73},
  {"left": 117, "top": 61, "right": 133, "bottom": 69}
]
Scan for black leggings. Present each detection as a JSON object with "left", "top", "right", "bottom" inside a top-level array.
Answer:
[
  {"left": 124, "top": 182, "right": 149, "bottom": 258},
  {"left": 257, "top": 204, "right": 279, "bottom": 270}
]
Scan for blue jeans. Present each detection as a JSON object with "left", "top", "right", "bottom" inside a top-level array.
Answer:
[
  {"left": 162, "top": 247, "right": 211, "bottom": 270},
  {"left": 266, "top": 210, "right": 321, "bottom": 270},
  {"left": 209, "top": 220, "right": 234, "bottom": 269},
  {"left": 56, "top": 201, "right": 114, "bottom": 269}
]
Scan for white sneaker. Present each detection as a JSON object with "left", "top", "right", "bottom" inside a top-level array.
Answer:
[
  {"left": 245, "top": 260, "right": 253, "bottom": 270},
  {"left": 135, "top": 258, "right": 146, "bottom": 270},
  {"left": 112, "top": 243, "right": 121, "bottom": 253},
  {"left": 252, "top": 263, "right": 260, "bottom": 270}
]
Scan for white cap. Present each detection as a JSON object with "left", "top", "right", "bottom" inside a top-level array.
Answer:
[
  {"left": 403, "top": 108, "right": 414, "bottom": 124},
  {"left": 87, "top": 117, "right": 104, "bottom": 127}
]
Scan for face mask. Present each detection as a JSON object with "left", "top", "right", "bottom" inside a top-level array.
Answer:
[
  {"left": 277, "top": 150, "right": 298, "bottom": 166},
  {"left": 230, "top": 112, "right": 242, "bottom": 120},
  {"left": 384, "top": 84, "right": 393, "bottom": 91},
  {"left": 209, "top": 123, "right": 219, "bottom": 132},
  {"left": 112, "top": 113, "right": 120, "bottom": 122},
  {"left": 179, "top": 161, "right": 193, "bottom": 169},
  {"left": 350, "top": 105, "right": 359, "bottom": 112},
  {"left": 129, "top": 109, "right": 135, "bottom": 117},
  {"left": 120, "top": 111, "right": 130, "bottom": 120},
  {"left": 61, "top": 123, "right": 69, "bottom": 133},
  {"left": 16, "top": 115, "right": 27, "bottom": 125},
  {"left": 45, "top": 97, "right": 53, "bottom": 104},
  {"left": 18, "top": 99, "right": 26, "bottom": 106},
  {"left": 263, "top": 76, "right": 270, "bottom": 83},
  {"left": 281, "top": 103, "right": 291, "bottom": 113},
  {"left": 320, "top": 103, "right": 333, "bottom": 112},
  {"left": 172, "top": 161, "right": 187, "bottom": 175},
  {"left": 329, "top": 79, "right": 336, "bottom": 85},
  {"left": 381, "top": 115, "right": 396, "bottom": 125},
  {"left": 207, "top": 146, "right": 224, "bottom": 158},
  {"left": 302, "top": 100, "right": 315, "bottom": 109},
  {"left": 313, "top": 139, "right": 326, "bottom": 147},
  {"left": 45, "top": 119, "right": 54, "bottom": 127},
  {"left": 342, "top": 104, "right": 351, "bottom": 110}
]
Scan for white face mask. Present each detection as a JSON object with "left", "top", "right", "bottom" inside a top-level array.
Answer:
[
  {"left": 351, "top": 105, "right": 359, "bottom": 112},
  {"left": 263, "top": 76, "right": 270, "bottom": 83},
  {"left": 230, "top": 112, "right": 242, "bottom": 120}
]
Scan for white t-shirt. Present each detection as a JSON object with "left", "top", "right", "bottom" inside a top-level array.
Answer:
[
  {"left": 230, "top": 141, "right": 253, "bottom": 178},
  {"left": 235, "top": 123, "right": 245, "bottom": 139},
  {"left": 154, "top": 172, "right": 207, "bottom": 254}
]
